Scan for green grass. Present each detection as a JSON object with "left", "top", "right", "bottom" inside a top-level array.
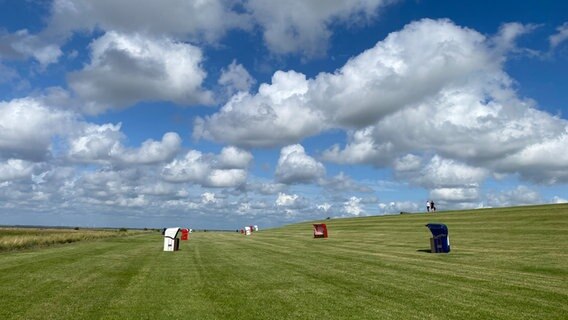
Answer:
[{"left": 0, "top": 204, "right": 567, "bottom": 319}]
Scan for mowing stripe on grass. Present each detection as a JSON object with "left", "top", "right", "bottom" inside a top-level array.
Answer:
[{"left": 0, "top": 204, "right": 566, "bottom": 319}]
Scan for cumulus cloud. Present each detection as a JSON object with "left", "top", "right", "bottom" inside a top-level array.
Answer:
[
  {"left": 411, "top": 156, "right": 488, "bottom": 189},
  {"left": 161, "top": 151, "right": 210, "bottom": 183},
  {"left": 217, "top": 146, "right": 253, "bottom": 169},
  {"left": 42, "top": 0, "right": 394, "bottom": 61},
  {"left": 320, "top": 172, "right": 373, "bottom": 193},
  {"left": 67, "top": 123, "right": 123, "bottom": 164},
  {"left": 197, "top": 19, "right": 501, "bottom": 147},
  {"left": 114, "top": 132, "right": 182, "bottom": 165},
  {"left": 194, "top": 71, "right": 326, "bottom": 147},
  {"left": 0, "top": 97, "right": 75, "bottom": 161},
  {"left": 246, "top": 0, "right": 393, "bottom": 58},
  {"left": 68, "top": 124, "right": 181, "bottom": 165},
  {"left": 275, "top": 192, "right": 299, "bottom": 207},
  {"left": 322, "top": 127, "right": 395, "bottom": 166},
  {"left": 161, "top": 150, "right": 248, "bottom": 188},
  {"left": 218, "top": 60, "right": 256, "bottom": 97},
  {"left": 193, "top": 18, "right": 568, "bottom": 198},
  {"left": 549, "top": 22, "right": 568, "bottom": 49},
  {"left": 68, "top": 31, "right": 213, "bottom": 114},
  {"left": 275, "top": 144, "right": 325, "bottom": 184},
  {"left": 242, "top": 181, "right": 287, "bottom": 195},
  {"left": 495, "top": 130, "right": 568, "bottom": 183},
  {"left": 206, "top": 169, "right": 248, "bottom": 188},
  {"left": 0, "top": 159, "right": 37, "bottom": 182},
  {"left": 46, "top": 0, "right": 248, "bottom": 43},
  {"left": 317, "top": 202, "right": 332, "bottom": 212},
  {"left": 201, "top": 192, "right": 218, "bottom": 204},
  {"left": 485, "top": 186, "right": 542, "bottom": 207},
  {"left": 135, "top": 182, "right": 182, "bottom": 197},
  {"left": 0, "top": 29, "right": 62, "bottom": 65},
  {"left": 62, "top": 168, "right": 143, "bottom": 206},
  {"left": 378, "top": 201, "right": 419, "bottom": 214},
  {"left": 343, "top": 196, "right": 364, "bottom": 216},
  {"left": 430, "top": 187, "right": 480, "bottom": 202}
]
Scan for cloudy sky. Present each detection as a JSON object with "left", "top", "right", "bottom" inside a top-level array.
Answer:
[{"left": 0, "top": 0, "right": 567, "bottom": 229}]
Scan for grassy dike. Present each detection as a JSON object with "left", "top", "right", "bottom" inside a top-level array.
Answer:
[{"left": 0, "top": 204, "right": 566, "bottom": 319}]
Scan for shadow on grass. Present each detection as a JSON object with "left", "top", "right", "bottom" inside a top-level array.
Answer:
[{"left": 416, "top": 249, "right": 432, "bottom": 253}]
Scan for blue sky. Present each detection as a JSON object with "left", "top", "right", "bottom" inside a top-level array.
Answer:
[{"left": 0, "top": 0, "right": 567, "bottom": 229}]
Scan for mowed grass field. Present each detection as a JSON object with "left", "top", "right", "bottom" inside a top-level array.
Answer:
[{"left": 1, "top": 204, "right": 566, "bottom": 319}]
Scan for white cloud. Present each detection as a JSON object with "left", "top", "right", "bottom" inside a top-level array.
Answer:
[
  {"left": 317, "top": 202, "right": 332, "bottom": 212},
  {"left": 194, "top": 71, "right": 326, "bottom": 147},
  {"left": 275, "top": 192, "right": 298, "bottom": 207},
  {"left": 492, "top": 22, "right": 538, "bottom": 53},
  {"left": 378, "top": 201, "right": 419, "bottom": 214},
  {"left": 343, "top": 196, "right": 364, "bottom": 216},
  {"left": 206, "top": 169, "right": 247, "bottom": 188},
  {"left": 47, "top": 0, "right": 248, "bottom": 43},
  {"left": 244, "top": 181, "right": 287, "bottom": 195},
  {"left": 0, "top": 159, "right": 37, "bottom": 182},
  {"left": 136, "top": 182, "right": 180, "bottom": 196},
  {"left": 201, "top": 192, "right": 217, "bottom": 204},
  {"left": 430, "top": 187, "right": 480, "bottom": 202},
  {"left": 275, "top": 144, "right": 325, "bottom": 184},
  {"left": 415, "top": 156, "right": 488, "bottom": 189},
  {"left": 161, "top": 150, "right": 210, "bottom": 183},
  {"left": 195, "top": 18, "right": 568, "bottom": 194},
  {"left": 0, "top": 29, "right": 62, "bottom": 65},
  {"left": 393, "top": 154, "right": 422, "bottom": 172},
  {"left": 496, "top": 131, "right": 568, "bottom": 183},
  {"left": 320, "top": 172, "right": 373, "bottom": 193},
  {"left": 116, "top": 195, "right": 149, "bottom": 208},
  {"left": 68, "top": 124, "right": 181, "bottom": 165},
  {"left": 114, "top": 132, "right": 182, "bottom": 165},
  {"left": 218, "top": 60, "right": 256, "bottom": 96},
  {"left": 67, "top": 123, "right": 123, "bottom": 164},
  {"left": 43, "top": 0, "right": 394, "bottom": 60},
  {"left": 246, "top": 0, "right": 392, "bottom": 58},
  {"left": 0, "top": 97, "right": 75, "bottom": 161},
  {"left": 322, "top": 127, "right": 394, "bottom": 166},
  {"left": 62, "top": 168, "right": 142, "bottom": 207},
  {"left": 485, "top": 186, "right": 542, "bottom": 207},
  {"left": 550, "top": 22, "right": 568, "bottom": 49},
  {"left": 197, "top": 19, "right": 499, "bottom": 147},
  {"left": 161, "top": 150, "right": 248, "bottom": 188},
  {"left": 217, "top": 146, "right": 253, "bottom": 169},
  {"left": 68, "top": 31, "right": 213, "bottom": 114}
]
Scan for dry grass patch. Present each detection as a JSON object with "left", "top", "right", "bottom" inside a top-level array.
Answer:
[{"left": 0, "top": 228, "right": 140, "bottom": 252}]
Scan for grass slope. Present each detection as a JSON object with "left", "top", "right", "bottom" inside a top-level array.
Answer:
[{"left": 1, "top": 204, "right": 566, "bottom": 319}]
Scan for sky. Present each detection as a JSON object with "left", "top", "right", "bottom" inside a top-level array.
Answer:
[{"left": 0, "top": 0, "right": 567, "bottom": 229}]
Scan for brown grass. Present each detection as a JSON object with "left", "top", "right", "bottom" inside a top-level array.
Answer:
[{"left": 0, "top": 228, "right": 140, "bottom": 252}]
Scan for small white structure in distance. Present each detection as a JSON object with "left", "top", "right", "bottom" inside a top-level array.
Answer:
[
  {"left": 244, "top": 226, "right": 251, "bottom": 235},
  {"left": 163, "top": 227, "right": 180, "bottom": 251},
  {"left": 253, "top": 225, "right": 259, "bottom": 232}
]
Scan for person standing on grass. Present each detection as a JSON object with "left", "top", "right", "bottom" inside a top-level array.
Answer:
[
  {"left": 431, "top": 201, "right": 436, "bottom": 212},
  {"left": 426, "top": 200, "right": 431, "bottom": 212}
]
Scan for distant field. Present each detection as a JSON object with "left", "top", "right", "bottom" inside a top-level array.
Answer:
[
  {"left": 0, "top": 227, "right": 146, "bottom": 252},
  {"left": 1, "top": 204, "right": 566, "bottom": 319}
]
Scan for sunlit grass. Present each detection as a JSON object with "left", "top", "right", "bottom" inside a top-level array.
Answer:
[
  {"left": 0, "top": 204, "right": 566, "bottom": 319},
  {"left": 0, "top": 228, "right": 143, "bottom": 252}
]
